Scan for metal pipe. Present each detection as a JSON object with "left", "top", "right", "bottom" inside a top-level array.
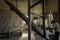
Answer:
[
  {"left": 58, "top": 0, "right": 60, "bottom": 24},
  {"left": 42, "top": 0, "right": 46, "bottom": 37},
  {"left": 28, "top": 0, "right": 31, "bottom": 40},
  {"left": 32, "top": 13, "right": 44, "bottom": 17},
  {"left": 31, "top": 0, "right": 42, "bottom": 8}
]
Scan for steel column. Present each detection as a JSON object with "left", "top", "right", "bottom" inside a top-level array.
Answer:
[
  {"left": 58, "top": 0, "right": 60, "bottom": 24},
  {"left": 28, "top": 0, "right": 31, "bottom": 40},
  {"left": 42, "top": 0, "right": 46, "bottom": 37}
]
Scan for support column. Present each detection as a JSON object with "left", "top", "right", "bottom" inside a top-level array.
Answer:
[
  {"left": 28, "top": 0, "right": 32, "bottom": 40},
  {"left": 42, "top": 0, "right": 46, "bottom": 37},
  {"left": 58, "top": 0, "right": 60, "bottom": 24}
]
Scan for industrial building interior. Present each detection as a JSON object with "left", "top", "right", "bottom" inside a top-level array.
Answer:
[{"left": 0, "top": 0, "right": 60, "bottom": 40}]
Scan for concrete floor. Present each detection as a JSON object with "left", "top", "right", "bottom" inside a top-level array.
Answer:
[
  {"left": 0, "top": 31, "right": 35, "bottom": 40},
  {"left": 20, "top": 31, "right": 35, "bottom": 40},
  {"left": 0, "top": 30, "right": 60, "bottom": 40}
]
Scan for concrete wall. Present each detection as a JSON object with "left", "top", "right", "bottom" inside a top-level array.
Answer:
[
  {"left": 46, "top": 0, "right": 58, "bottom": 12},
  {"left": 45, "top": 0, "right": 58, "bottom": 22},
  {"left": 0, "top": 0, "right": 22, "bottom": 33},
  {"left": 0, "top": 10, "right": 11, "bottom": 33}
]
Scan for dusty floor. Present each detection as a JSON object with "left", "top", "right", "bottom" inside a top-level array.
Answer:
[{"left": 0, "top": 31, "right": 35, "bottom": 40}]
